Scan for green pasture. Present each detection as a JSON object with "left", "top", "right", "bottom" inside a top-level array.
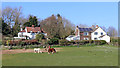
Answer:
[{"left": 2, "top": 45, "right": 118, "bottom": 66}]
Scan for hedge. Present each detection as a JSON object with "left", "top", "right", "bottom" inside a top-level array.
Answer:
[
  {"left": 59, "top": 40, "right": 106, "bottom": 46},
  {"left": 93, "top": 40, "right": 107, "bottom": 45},
  {"left": 59, "top": 40, "right": 70, "bottom": 46},
  {"left": 3, "top": 39, "right": 39, "bottom": 46},
  {"left": 47, "top": 38, "right": 59, "bottom": 45}
]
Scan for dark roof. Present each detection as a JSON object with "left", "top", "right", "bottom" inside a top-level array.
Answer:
[{"left": 78, "top": 28, "right": 93, "bottom": 32}]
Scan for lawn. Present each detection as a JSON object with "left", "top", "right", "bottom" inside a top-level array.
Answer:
[{"left": 2, "top": 45, "right": 118, "bottom": 66}]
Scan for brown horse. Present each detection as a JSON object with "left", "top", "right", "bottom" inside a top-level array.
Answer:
[{"left": 48, "top": 48, "right": 56, "bottom": 54}]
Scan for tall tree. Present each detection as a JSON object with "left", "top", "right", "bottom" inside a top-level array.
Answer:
[
  {"left": 79, "top": 24, "right": 88, "bottom": 28},
  {"left": 23, "top": 15, "right": 39, "bottom": 28},
  {"left": 1, "top": 18, "right": 11, "bottom": 35},
  {"left": 2, "top": 7, "right": 23, "bottom": 36},
  {"left": 40, "top": 14, "right": 75, "bottom": 39}
]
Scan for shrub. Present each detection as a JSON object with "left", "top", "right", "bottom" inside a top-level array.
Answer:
[
  {"left": 2, "top": 40, "right": 7, "bottom": 46},
  {"left": 36, "top": 34, "right": 45, "bottom": 42},
  {"left": 69, "top": 40, "right": 75, "bottom": 44},
  {"left": 47, "top": 38, "right": 59, "bottom": 45},
  {"left": 111, "top": 38, "right": 118, "bottom": 43},
  {"left": 59, "top": 39, "right": 70, "bottom": 46},
  {"left": 99, "top": 40, "right": 106, "bottom": 45},
  {"left": 93, "top": 40, "right": 106, "bottom": 45},
  {"left": 74, "top": 40, "right": 85, "bottom": 45},
  {"left": 93, "top": 40, "right": 100, "bottom": 45}
]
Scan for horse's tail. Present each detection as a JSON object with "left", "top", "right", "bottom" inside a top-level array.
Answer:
[{"left": 53, "top": 48, "right": 56, "bottom": 53}]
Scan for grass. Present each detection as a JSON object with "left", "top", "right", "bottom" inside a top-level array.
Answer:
[{"left": 2, "top": 45, "right": 118, "bottom": 66}]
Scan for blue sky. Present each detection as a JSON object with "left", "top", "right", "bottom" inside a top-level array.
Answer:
[{"left": 2, "top": 2, "right": 118, "bottom": 30}]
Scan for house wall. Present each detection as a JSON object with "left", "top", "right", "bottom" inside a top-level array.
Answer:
[
  {"left": 91, "top": 27, "right": 106, "bottom": 40},
  {"left": 75, "top": 27, "right": 80, "bottom": 36},
  {"left": 80, "top": 32, "right": 91, "bottom": 40},
  {"left": 99, "top": 35, "right": 110, "bottom": 42},
  {"left": 91, "top": 27, "right": 110, "bottom": 43},
  {"left": 18, "top": 32, "right": 47, "bottom": 39},
  {"left": 18, "top": 32, "right": 36, "bottom": 39}
]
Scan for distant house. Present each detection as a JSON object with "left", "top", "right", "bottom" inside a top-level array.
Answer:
[
  {"left": 66, "top": 35, "right": 80, "bottom": 41},
  {"left": 14, "top": 25, "right": 47, "bottom": 39},
  {"left": 66, "top": 25, "right": 110, "bottom": 43},
  {"left": 75, "top": 26, "right": 93, "bottom": 40},
  {"left": 91, "top": 25, "right": 110, "bottom": 43}
]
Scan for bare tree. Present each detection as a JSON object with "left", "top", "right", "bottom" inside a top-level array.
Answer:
[
  {"left": 2, "top": 6, "right": 26, "bottom": 36},
  {"left": 79, "top": 24, "right": 89, "bottom": 28},
  {"left": 107, "top": 26, "right": 118, "bottom": 37},
  {"left": 100, "top": 26, "right": 107, "bottom": 33}
]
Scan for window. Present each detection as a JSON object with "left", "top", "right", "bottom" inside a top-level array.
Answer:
[
  {"left": 84, "top": 38, "right": 89, "bottom": 40},
  {"left": 101, "top": 32, "right": 103, "bottom": 35},
  {"left": 94, "top": 32, "right": 98, "bottom": 35},
  {"left": 94, "top": 38, "right": 97, "bottom": 40},
  {"left": 84, "top": 32, "right": 89, "bottom": 36}
]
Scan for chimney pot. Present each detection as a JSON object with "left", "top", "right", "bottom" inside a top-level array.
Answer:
[
  {"left": 77, "top": 26, "right": 78, "bottom": 28},
  {"left": 32, "top": 25, "right": 34, "bottom": 27},
  {"left": 96, "top": 25, "right": 98, "bottom": 28},
  {"left": 21, "top": 28, "right": 23, "bottom": 31}
]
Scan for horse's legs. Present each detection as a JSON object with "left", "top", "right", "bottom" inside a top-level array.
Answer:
[
  {"left": 52, "top": 51, "right": 55, "bottom": 54},
  {"left": 48, "top": 52, "right": 50, "bottom": 54},
  {"left": 38, "top": 50, "right": 40, "bottom": 53},
  {"left": 34, "top": 50, "right": 36, "bottom": 53}
]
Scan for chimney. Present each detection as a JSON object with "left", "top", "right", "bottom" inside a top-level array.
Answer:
[
  {"left": 21, "top": 28, "right": 23, "bottom": 31},
  {"left": 92, "top": 25, "right": 95, "bottom": 27},
  {"left": 32, "top": 25, "right": 34, "bottom": 28},
  {"left": 77, "top": 26, "right": 79, "bottom": 28},
  {"left": 96, "top": 25, "right": 99, "bottom": 28}
]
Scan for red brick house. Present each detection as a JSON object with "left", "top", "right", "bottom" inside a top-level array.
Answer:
[{"left": 75, "top": 26, "right": 93, "bottom": 40}]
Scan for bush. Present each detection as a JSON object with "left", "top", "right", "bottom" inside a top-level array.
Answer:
[
  {"left": 47, "top": 38, "right": 59, "bottom": 45},
  {"left": 93, "top": 40, "right": 106, "bottom": 45},
  {"left": 2, "top": 40, "right": 6, "bottom": 46},
  {"left": 69, "top": 40, "right": 75, "bottom": 44},
  {"left": 36, "top": 34, "right": 45, "bottom": 42},
  {"left": 111, "top": 38, "right": 118, "bottom": 43},
  {"left": 59, "top": 39, "right": 70, "bottom": 46},
  {"left": 111, "top": 38, "right": 118, "bottom": 45},
  {"left": 74, "top": 40, "right": 88, "bottom": 45},
  {"left": 99, "top": 40, "right": 106, "bottom": 45}
]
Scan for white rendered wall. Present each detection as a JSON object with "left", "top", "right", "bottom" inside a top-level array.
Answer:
[{"left": 91, "top": 27, "right": 106, "bottom": 40}]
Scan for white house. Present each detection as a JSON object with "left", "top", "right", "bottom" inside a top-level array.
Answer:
[
  {"left": 91, "top": 25, "right": 110, "bottom": 43},
  {"left": 66, "top": 35, "right": 80, "bottom": 41},
  {"left": 14, "top": 25, "right": 47, "bottom": 39},
  {"left": 66, "top": 25, "right": 110, "bottom": 43}
]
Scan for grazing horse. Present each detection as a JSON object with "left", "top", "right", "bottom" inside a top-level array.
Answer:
[
  {"left": 34, "top": 48, "right": 42, "bottom": 53},
  {"left": 48, "top": 48, "right": 56, "bottom": 54}
]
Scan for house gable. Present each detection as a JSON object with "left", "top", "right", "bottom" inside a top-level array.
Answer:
[
  {"left": 91, "top": 27, "right": 107, "bottom": 40},
  {"left": 17, "top": 25, "right": 47, "bottom": 39}
]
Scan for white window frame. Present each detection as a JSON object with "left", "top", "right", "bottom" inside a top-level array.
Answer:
[
  {"left": 84, "top": 38, "right": 89, "bottom": 40},
  {"left": 94, "top": 32, "right": 98, "bottom": 35},
  {"left": 84, "top": 32, "right": 89, "bottom": 36}
]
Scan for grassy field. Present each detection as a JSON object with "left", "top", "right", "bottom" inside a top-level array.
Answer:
[{"left": 2, "top": 45, "right": 118, "bottom": 66}]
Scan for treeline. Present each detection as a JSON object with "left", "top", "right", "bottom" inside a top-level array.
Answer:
[
  {"left": 1, "top": 7, "right": 118, "bottom": 39},
  {"left": 1, "top": 7, "right": 75, "bottom": 39}
]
